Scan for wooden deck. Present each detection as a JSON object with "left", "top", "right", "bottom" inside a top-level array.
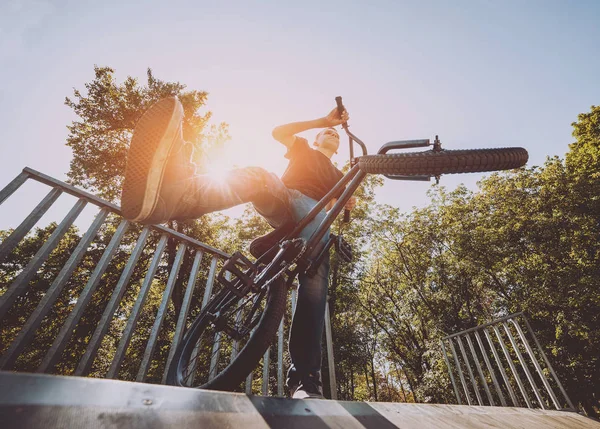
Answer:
[{"left": 1, "top": 372, "right": 597, "bottom": 428}]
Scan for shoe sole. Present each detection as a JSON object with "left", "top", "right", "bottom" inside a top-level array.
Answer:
[{"left": 121, "top": 97, "right": 184, "bottom": 222}]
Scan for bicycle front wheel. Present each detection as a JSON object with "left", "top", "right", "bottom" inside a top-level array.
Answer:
[
  {"left": 358, "top": 148, "right": 528, "bottom": 176},
  {"left": 166, "top": 277, "right": 288, "bottom": 391}
]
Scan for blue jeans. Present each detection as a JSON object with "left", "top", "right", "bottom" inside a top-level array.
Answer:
[{"left": 176, "top": 167, "right": 330, "bottom": 379}]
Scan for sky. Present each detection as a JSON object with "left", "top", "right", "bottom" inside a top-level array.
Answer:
[{"left": 0, "top": 0, "right": 599, "bottom": 234}]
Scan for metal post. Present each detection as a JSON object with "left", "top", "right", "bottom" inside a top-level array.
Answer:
[
  {"left": 106, "top": 234, "right": 168, "bottom": 379},
  {"left": 162, "top": 250, "right": 204, "bottom": 384},
  {"left": 474, "top": 330, "right": 506, "bottom": 406},
  {"left": 502, "top": 322, "right": 546, "bottom": 409},
  {"left": 456, "top": 336, "right": 483, "bottom": 405},
  {"left": 324, "top": 298, "right": 337, "bottom": 400},
  {"left": 0, "top": 187, "right": 62, "bottom": 263},
  {"left": 75, "top": 227, "right": 151, "bottom": 376},
  {"left": 208, "top": 271, "right": 230, "bottom": 382},
  {"left": 484, "top": 328, "right": 518, "bottom": 406},
  {"left": 522, "top": 317, "right": 575, "bottom": 410},
  {"left": 440, "top": 340, "right": 462, "bottom": 405},
  {"left": 448, "top": 337, "right": 471, "bottom": 405},
  {"left": 465, "top": 333, "right": 494, "bottom": 405},
  {"left": 136, "top": 243, "right": 187, "bottom": 382},
  {"left": 1, "top": 209, "right": 109, "bottom": 370},
  {"left": 492, "top": 324, "right": 532, "bottom": 408},
  {"left": 38, "top": 219, "right": 129, "bottom": 373},
  {"left": 0, "top": 198, "right": 87, "bottom": 320}
]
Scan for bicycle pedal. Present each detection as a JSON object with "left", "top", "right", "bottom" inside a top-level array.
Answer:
[
  {"left": 219, "top": 252, "right": 257, "bottom": 298},
  {"left": 335, "top": 236, "right": 353, "bottom": 263}
]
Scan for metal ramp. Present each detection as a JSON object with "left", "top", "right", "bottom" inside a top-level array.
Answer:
[{"left": 1, "top": 372, "right": 598, "bottom": 429}]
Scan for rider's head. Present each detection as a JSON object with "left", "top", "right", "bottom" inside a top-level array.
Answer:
[{"left": 313, "top": 127, "right": 340, "bottom": 157}]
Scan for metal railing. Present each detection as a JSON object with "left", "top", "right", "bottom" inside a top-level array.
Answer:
[
  {"left": 441, "top": 312, "right": 574, "bottom": 411},
  {"left": 0, "top": 167, "right": 337, "bottom": 397}
]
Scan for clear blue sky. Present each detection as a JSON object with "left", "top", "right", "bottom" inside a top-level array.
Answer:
[{"left": 1, "top": 0, "right": 599, "bottom": 231}]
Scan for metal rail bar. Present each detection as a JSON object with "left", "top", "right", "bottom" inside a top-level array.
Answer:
[
  {"left": 23, "top": 167, "right": 230, "bottom": 259},
  {"left": 465, "top": 333, "right": 494, "bottom": 405},
  {"left": 448, "top": 337, "right": 471, "bottom": 405},
  {"left": 106, "top": 234, "right": 168, "bottom": 379},
  {"left": 208, "top": 271, "right": 230, "bottom": 382},
  {"left": 1, "top": 209, "right": 110, "bottom": 370},
  {"left": 136, "top": 243, "right": 187, "bottom": 382},
  {"left": 0, "top": 171, "right": 29, "bottom": 206},
  {"left": 38, "top": 219, "right": 130, "bottom": 373},
  {"left": 440, "top": 340, "right": 462, "bottom": 405},
  {"left": 75, "top": 227, "right": 151, "bottom": 376},
  {"left": 442, "top": 312, "right": 524, "bottom": 340},
  {"left": 277, "top": 317, "right": 284, "bottom": 397},
  {"left": 484, "top": 327, "right": 519, "bottom": 406},
  {"left": 522, "top": 318, "right": 575, "bottom": 410},
  {"left": 510, "top": 319, "right": 561, "bottom": 410},
  {"left": 492, "top": 325, "right": 532, "bottom": 408},
  {"left": 0, "top": 188, "right": 62, "bottom": 263},
  {"left": 456, "top": 336, "right": 483, "bottom": 405},
  {"left": 262, "top": 348, "right": 270, "bottom": 396},
  {"left": 502, "top": 322, "right": 546, "bottom": 409},
  {"left": 162, "top": 250, "right": 204, "bottom": 384},
  {"left": 0, "top": 198, "right": 87, "bottom": 320},
  {"left": 324, "top": 298, "right": 337, "bottom": 400},
  {"left": 474, "top": 330, "right": 506, "bottom": 406}
]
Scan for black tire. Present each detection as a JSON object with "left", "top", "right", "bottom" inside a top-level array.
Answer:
[
  {"left": 166, "top": 278, "right": 288, "bottom": 391},
  {"left": 358, "top": 148, "right": 528, "bottom": 176}
]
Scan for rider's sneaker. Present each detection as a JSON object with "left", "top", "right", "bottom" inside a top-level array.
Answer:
[
  {"left": 291, "top": 372, "right": 325, "bottom": 400},
  {"left": 121, "top": 96, "right": 194, "bottom": 224}
]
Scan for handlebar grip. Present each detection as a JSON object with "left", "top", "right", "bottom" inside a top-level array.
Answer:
[
  {"left": 343, "top": 209, "right": 350, "bottom": 223},
  {"left": 335, "top": 96, "right": 346, "bottom": 119}
]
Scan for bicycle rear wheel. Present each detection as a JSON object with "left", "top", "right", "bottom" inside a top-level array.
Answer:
[
  {"left": 358, "top": 148, "right": 528, "bottom": 176},
  {"left": 166, "top": 277, "right": 288, "bottom": 391}
]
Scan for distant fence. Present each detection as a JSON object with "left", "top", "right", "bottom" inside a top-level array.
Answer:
[
  {"left": 441, "top": 312, "right": 574, "bottom": 411},
  {"left": 0, "top": 167, "right": 337, "bottom": 397}
]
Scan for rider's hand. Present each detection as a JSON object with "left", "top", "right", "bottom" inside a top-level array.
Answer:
[
  {"left": 323, "top": 107, "right": 349, "bottom": 127},
  {"left": 345, "top": 196, "right": 357, "bottom": 211}
]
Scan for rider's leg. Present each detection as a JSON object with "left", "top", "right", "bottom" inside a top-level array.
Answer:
[
  {"left": 121, "top": 96, "right": 291, "bottom": 224},
  {"left": 284, "top": 190, "right": 330, "bottom": 398}
]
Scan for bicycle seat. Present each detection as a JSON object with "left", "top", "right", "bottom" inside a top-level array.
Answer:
[{"left": 249, "top": 221, "right": 296, "bottom": 259}]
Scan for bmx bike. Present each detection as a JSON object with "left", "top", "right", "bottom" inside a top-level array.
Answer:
[{"left": 165, "top": 97, "right": 528, "bottom": 390}]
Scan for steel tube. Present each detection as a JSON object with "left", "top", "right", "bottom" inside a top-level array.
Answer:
[
  {"left": 474, "top": 330, "right": 506, "bottom": 406},
  {"left": 207, "top": 271, "right": 229, "bottom": 382},
  {"left": 0, "top": 170, "right": 29, "bottom": 206},
  {"left": 0, "top": 198, "right": 87, "bottom": 321},
  {"left": 0, "top": 187, "right": 62, "bottom": 263},
  {"left": 522, "top": 317, "right": 575, "bottom": 410},
  {"left": 75, "top": 227, "right": 151, "bottom": 376},
  {"left": 448, "top": 338, "right": 471, "bottom": 405},
  {"left": 38, "top": 219, "right": 129, "bottom": 373},
  {"left": 230, "top": 298, "right": 244, "bottom": 364},
  {"left": 502, "top": 322, "right": 546, "bottom": 409},
  {"left": 324, "top": 298, "right": 337, "bottom": 400},
  {"left": 456, "top": 336, "right": 483, "bottom": 405},
  {"left": 136, "top": 243, "right": 187, "bottom": 382},
  {"left": 440, "top": 340, "right": 462, "bottom": 405},
  {"left": 484, "top": 328, "right": 519, "bottom": 406},
  {"left": 162, "top": 250, "right": 204, "bottom": 384},
  {"left": 1, "top": 209, "right": 109, "bottom": 370},
  {"left": 465, "top": 333, "right": 494, "bottom": 405},
  {"left": 492, "top": 324, "right": 532, "bottom": 408},
  {"left": 443, "top": 312, "right": 524, "bottom": 340},
  {"left": 106, "top": 234, "right": 168, "bottom": 379}
]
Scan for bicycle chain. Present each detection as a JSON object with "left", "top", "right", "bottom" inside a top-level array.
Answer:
[{"left": 260, "top": 238, "right": 306, "bottom": 289}]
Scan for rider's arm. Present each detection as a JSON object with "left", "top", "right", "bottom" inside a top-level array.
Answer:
[
  {"left": 272, "top": 118, "right": 327, "bottom": 149},
  {"left": 272, "top": 108, "right": 349, "bottom": 149}
]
